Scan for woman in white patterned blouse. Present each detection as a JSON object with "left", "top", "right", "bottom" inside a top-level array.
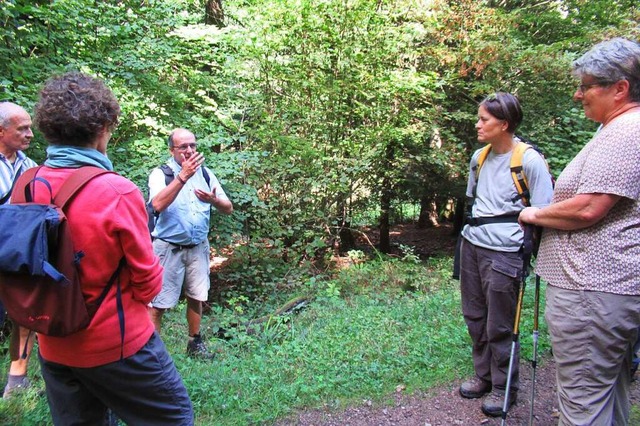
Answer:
[{"left": 520, "top": 38, "right": 640, "bottom": 426}]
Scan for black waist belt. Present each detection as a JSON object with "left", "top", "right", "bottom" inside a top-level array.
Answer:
[
  {"left": 158, "top": 238, "right": 198, "bottom": 250},
  {"left": 466, "top": 214, "right": 520, "bottom": 226}
]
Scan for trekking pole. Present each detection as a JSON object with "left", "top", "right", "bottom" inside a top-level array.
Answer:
[
  {"left": 528, "top": 275, "right": 541, "bottom": 426},
  {"left": 501, "top": 275, "right": 526, "bottom": 426},
  {"left": 501, "top": 226, "right": 534, "bottom": 426}
]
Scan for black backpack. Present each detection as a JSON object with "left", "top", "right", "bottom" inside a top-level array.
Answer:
[{"left": 147, "top": 164, "right": 210, "bottom": 234}]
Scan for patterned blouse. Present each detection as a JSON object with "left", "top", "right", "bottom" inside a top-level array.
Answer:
[{"left": 536, "top": 111, "right": 640, "bottom": 295}]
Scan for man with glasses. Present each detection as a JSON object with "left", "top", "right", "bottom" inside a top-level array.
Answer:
[{"left": 148, "top": 128, "right": 233, "bottom": 358}]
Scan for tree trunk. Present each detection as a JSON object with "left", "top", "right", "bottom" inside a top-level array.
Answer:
[
  {"left": 379, "top": 188, "right": 391, "bottom": 254},
  {"left": 205, "top": 0, "right": 225, "bottom": 28},
  {"left": 379, "top": 143, "right": 395, "bottom": 254},
  {"left": 336, "top": 196, "right": 356, "bottom": 254},
  {"left": 417, "top": 195, "right": 439, "bottom": 228},
  {"left": 338, "top": 221, "right": 356, "bottom": 254}
]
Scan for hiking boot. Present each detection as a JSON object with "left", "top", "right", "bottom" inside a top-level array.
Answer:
[
  {"left": 3, "top": 375, "right": 30, "bottom": 399},
  {"left": 459, "top": 377, "right": 491, "bottom": 399},
  {"left": 186, "top": 334, "right": 214, "bottom": 359},
  {"left": 481, "top": 389, "right": 517, "bottom": 417}
]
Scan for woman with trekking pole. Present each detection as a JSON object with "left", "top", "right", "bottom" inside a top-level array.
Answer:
[
  {"left": 457, "top": 92, "right": 554, "bottom": 417},
  {"left": 519, "top": 37, "right": 640, "bottom": 426}
]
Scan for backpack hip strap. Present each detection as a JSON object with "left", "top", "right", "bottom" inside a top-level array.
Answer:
[{"left": 466, "top": 213, "right": 520, "bottom": 226}]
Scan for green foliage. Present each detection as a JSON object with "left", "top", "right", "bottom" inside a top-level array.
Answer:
[
  {"left": 632, "top": 404, "right": 640, "bottom": 425},
  {"left": 148, "top": 256, "right": 549, "bottom": 425},
  {"left": 1, "top": 0, "right": 638, "bottom": 260},
  {"left": 229, "top": 0, "right": 448, "bottom": 248},
  {"left": 532, "top": 107, "right": 599, "bottom": 176}
]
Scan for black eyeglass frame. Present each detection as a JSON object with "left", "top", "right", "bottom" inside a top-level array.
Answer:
[{"left": 172, "top": 143, "right": 198, "bottom": 151}]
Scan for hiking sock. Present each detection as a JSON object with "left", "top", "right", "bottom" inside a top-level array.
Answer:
[
  {"left": 6, "top": 374, "right": 29, "bottom": 388},
  {"left": 3, "top": 374, "right": 30, "bottom": 398}
]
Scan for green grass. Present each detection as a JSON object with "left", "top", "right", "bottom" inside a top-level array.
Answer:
[
  {"left": 0, "top": 256, "right": 616, "bottom": 425},
  {"left": 631, "top": 404, "right": 640, "bottom": 424},
  {"left": 182, "top": 257, "right": 477, "bottom": 424}
]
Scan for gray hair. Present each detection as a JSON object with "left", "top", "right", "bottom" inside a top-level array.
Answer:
[
  {"left": 0, "top": 102, "right": 25, "bottom": 127},
  {"left": 573, "top": 38, "right": 640, "bottom": 102}
]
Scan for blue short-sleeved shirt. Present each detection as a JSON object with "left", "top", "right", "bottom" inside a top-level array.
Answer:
[{"left": 148, "top": 158, "right": 229, "bottom": 246}]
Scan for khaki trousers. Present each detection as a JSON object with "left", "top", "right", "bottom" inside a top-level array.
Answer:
[{"left": 546, "top": 285, "right": 640, "bottom": 426}]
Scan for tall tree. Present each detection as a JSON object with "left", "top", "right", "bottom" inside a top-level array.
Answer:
[{"left": 205, "top": 0, "right": 225, "bottom": 27}]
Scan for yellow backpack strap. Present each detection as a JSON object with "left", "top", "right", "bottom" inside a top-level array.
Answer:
[
  {"left": 473, "top": 145, "right": 492, "bottom": 179},
  {"left": 469, "top": 144, "right": 492, "bottom": 203},
  {"left": 510, "top": 142, "right": 532, "bottom": 206}
]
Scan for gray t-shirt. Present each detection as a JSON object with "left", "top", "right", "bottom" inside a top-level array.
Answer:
[
  {"left": 536, "top": 111, "right": 640, "bottom": 295},
  {"left": 462, "top": 145, "right": 554, "bottom": 252}
]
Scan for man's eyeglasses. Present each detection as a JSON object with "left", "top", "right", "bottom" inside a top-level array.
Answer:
[
  {"left": 577, "top": 82, "right": 610, "bottom": 95},
  {"left": 173, "top": 143, "right": 197, "bottom": 151}
]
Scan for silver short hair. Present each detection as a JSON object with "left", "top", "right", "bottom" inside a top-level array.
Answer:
[
  {"left": 572, "top": 38, "right": 640, "bottom": 102},
  {"left": 0, "top": 102, "right": 23, "bottom": 127}
]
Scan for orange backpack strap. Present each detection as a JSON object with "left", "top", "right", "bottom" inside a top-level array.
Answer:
[
  {"left": 470, "top": 144, "right": 492, "bottom": 201},
  {"left": 510, "top": 142, "right": 532, "bottom": 206}
]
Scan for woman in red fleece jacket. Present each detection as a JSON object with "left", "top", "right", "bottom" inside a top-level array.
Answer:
[{"left": 32, "top": 72, "right": 193, "bottom": 425}]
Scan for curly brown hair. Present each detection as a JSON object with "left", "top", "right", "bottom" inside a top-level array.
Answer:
[{"left": 35, "top": 72, "right": 120, "bottom": 146}]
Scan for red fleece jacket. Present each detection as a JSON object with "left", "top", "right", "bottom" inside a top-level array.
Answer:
[{"left": 34, "top": 167, "right": 163, "bottom": 368}]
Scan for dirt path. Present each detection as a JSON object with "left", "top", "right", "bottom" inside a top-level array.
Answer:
[{"left": 277, "top": 356, "right": 640, "bottom": 425}]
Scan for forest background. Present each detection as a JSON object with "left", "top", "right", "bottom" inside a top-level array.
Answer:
[{"left": 0, "top": 0, "right": 639, "bottom": 424}]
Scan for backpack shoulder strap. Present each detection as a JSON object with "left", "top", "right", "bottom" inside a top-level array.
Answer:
[
  {"left": 158, "top": 163, "right": 210, "bottom": 188},
  {"left": 11, "top": 166, "right": 43, "bottom": 204},
  {"left": 54, "top": 167, "right": 116, "bottom": 209},
  {"left": 0, "top": 166, "right": 27, "bottom": 205},
  {"left": 159, "top": 164, "right": 174, "bottom": 186},
  {"left": 473, "top": 145, "right": 492, "bottom": 180},
  {"left": 510, "top": 142, "right": 532, "bottom": 206},
  {"left": 470, "top": 145, "right": 492, "bottom": 201},
  {"left": 202, "top": 167, "right": 210, "bottom": 187}
]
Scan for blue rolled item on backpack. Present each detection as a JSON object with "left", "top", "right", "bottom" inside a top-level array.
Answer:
[{"left": 0, "top": 204, "right": 67, "bottom": 283}]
